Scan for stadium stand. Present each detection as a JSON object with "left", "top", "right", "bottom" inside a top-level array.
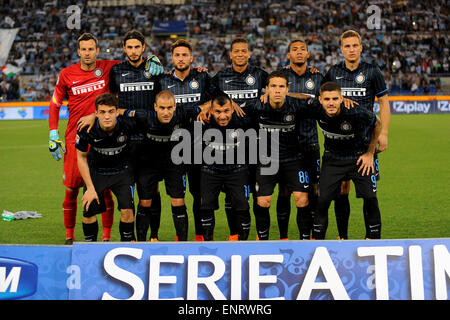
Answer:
[{"left": 0, "top": 0, "right": 448, "bottom": 101}]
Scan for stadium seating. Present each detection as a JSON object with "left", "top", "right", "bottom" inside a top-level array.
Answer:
[{"left": 0, "top": 0, "right": 448, "bottom": 101}]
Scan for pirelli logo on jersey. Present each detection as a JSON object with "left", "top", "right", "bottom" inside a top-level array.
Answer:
[
  {"left": 341, "top": 87, "right": 367, "bottom": 97},
  {"left": 259, "top": 123, "right": 296, "bottom": 133},
  {"left": 224, "top": 89, "right": 258, "bottom": 100},
  {"left": 119, "top": 82, "right": 154, "bottom": 92},
  {"left": 174, "top": 93, "right": 201, "bottom": 104},
  {"left": 320, "top": 128, "right": 355, "bottom": 140},
  {"left": 72, "top": 80, "right": 106, "bottom": 95}
]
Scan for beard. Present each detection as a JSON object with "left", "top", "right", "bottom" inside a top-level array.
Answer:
[
  {"left": 175, "top": 65, "right": 190, "bottom": 72},
  {"left": 127, "top": 54, "right": 142, "bottom": 64},
  {"left": 293, "top": 61, "right": 306, "bottom": 67}
]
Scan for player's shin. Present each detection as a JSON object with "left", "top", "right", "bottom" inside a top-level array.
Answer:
[
  {"left": 101, "top": 189, "right": 114, "bottom": 241},
  {"left": 63, "top": 188, "right": 79, "bottom": 241},
  {"left": 297, "top": 205, "right": 313, "bottom": 240},
  {"left": 225, "top": 194, "right": 239, "bottom": 237},
  {"left": 254, "top": 203, "right": 270, "bottom": 240},
  {"left": 334, "top": 194, "right": 350, "bottom": 239},
  {"left": 82, "top": 220, "right": 98, "bottom": 242},
  {"left": 236, "top": 209, "right": 251, "bottom": 240},
  {"left": 136, "top": 205, "right": 152, "bottom": 241},
  {"left": 149, "top": 192, "right": 162, "bottom": 239},
  {"left": 312, "top": 201, "right": 330, "bottom": 240},
  {"left": 119, "top": 220, "right": 136, "bottom": 242},
  {"left": 201, "top": 209, "right": 215, "bottom": 241},
  {"left": 363, "top": 197, "right": 381, "bottom": 239},
  {"left": 172, "top": 205, "right": 188, "bottom": 241},
  {"left": 276, "top": 194, "right": 291, "bottom": 239}
]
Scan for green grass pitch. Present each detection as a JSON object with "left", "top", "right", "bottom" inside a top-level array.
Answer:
[{"left": 0, "top": 114, "right": 449, "bottom": 244}]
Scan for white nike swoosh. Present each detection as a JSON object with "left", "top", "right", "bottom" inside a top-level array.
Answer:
[
  {"left": 225, "top": 80, "right": 233, "bottom": 83},
  {"left": 336, "top": 76, "right": 344, "bottom": 79},
  {"left": 122, "top": 73, "right": 130, "bottom": 77},
  {"left": 168, "top": 84, "right": 176, "bottom": 88},
  {"left": 94, "top": 139, "right": 103, "bottom": 142},
  {"left": 72, "top": 80, "right": 81, "bottom": 84}
]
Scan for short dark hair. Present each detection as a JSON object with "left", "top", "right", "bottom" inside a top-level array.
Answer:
[
  {"left": 212, "top": 93, "right": 232, "bottom": 107},
  {"left": 170, "top": 39, "right": 192, "bottom": 53},
  {"left": 123, "top": 29, "right": 146, "bottom": 46},
  {"left": 288, "top": 39, "right": 308, "bottom": 52},
  {"left": 95, "top": 93, "right": 118, "bottom": 110},
  {"left": 77, "top": 33, "right": 98, "bottom": 49},
  {"left": 319, "top": 81, "right": 342, "bottom": 95},
  {"left": 267, "top": 70, "right": 288, "bottom": 86},
  {"left": 231, "top": 38, "right": 249, "bottom": 50}
]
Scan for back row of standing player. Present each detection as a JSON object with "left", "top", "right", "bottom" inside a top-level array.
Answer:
[{"left": 49, "top": 29, "right": 390, "bottom": 242}]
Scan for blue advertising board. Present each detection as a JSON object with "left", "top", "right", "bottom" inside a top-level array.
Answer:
[{"left": 0, "top": 239, "right": 449, "bottom": 301}]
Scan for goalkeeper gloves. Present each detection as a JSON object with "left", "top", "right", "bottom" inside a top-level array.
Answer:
[
  {"left": 49, "top": 129, "right": 65, "bottom": 161},
  {"left": 145, "top": 54, "right": 164, "bottom": 76}
]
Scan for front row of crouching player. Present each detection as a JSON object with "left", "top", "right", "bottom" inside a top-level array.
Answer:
[{"left": 75, "top": 72, "right": 382, "bottom": 242}]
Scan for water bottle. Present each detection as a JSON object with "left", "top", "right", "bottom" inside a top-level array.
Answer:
[{"left": 1, "top": 211, "right": 15, "bottom": 221}]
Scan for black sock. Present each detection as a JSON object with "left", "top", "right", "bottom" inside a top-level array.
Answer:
[
  {"left": 236, "top": 209, "right": 251, "bottom": 240},
  {"left": 225, "top": 194, "right": 239, "bottom": 236},
  {"left": 192, "top": 196, "right": 203, "bottom": 236},
  {"left": 254, "top": 203, "right": 270, "bottom": 240},
  {"left": 297, "top": 206, "right": 313, "bottom": 240},
  {"left": 82, "top": 221, "right": 98, "bottom": 242},
  {"left": 149, "top": 192, "right": 161, "bottom": 239},
  {"left": 276, "top": 194, "right": 291, "bottom": 239},
  {"left": 172, "top": 205, "right": 188, "bottom": 241},
  {"left": 119, "top": 220, "right": 135, "bottom": 241},
  {"left": 136, "top": 205, "right": 151, "bottom": 241},
  {"left": 334, "top": 194, "right": 350, "bottom": 239},
  {"left": 363, "top": 198, "right": 381, "bottom": 239},
  {"left": 201, "top": 209, "right": 215, "bottom": 241},
  {"left": 313, "top": 200, "right": 330, "bottom": 240}
]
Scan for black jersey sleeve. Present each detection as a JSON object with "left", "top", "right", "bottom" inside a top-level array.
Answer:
[
  {"left": 204, "top": 72, "right": 225, "bottom": 99},
  {"left": 75, "top": 129, "right": 89, "bottom": 152},
  {"left": 109, "top": 65, "right": 119, "bottom": 94},
  {"left": 372, "top": 66, "right": 388, "bottom": 97}
]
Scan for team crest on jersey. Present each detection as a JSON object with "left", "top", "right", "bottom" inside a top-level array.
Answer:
[
  {"left": 355, "top": 73, "right": 365, "bottom": 84},
  {"left": 190, "top": 79, "right": 199, "bottom": 90},
  {"left": 117, "top": 134, "right": 127, "bottom": 143},
  {"left": 340, "top": 121, "right": 352, "bottom": 132},
  {"left": 94, "top": 68, "right": 103, "bottom": 78},
  {"left": 284, "top": 113, "right": 295, "bottom": 122},
  {"left": 75, "top": 134, "right": 80, "bottom": 144},
  {"left": 305, "top": 79, "right": 315, "bottom": 90},
  {"left": 229, "top": 130, "right": 240, "bottom": 139},
  {"left": 245, "top": 74, "right": 256, "bottom": 86}
]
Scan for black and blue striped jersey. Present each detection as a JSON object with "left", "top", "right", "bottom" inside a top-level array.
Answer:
[
  {"left": 156, "top": 69, "right": 221, "bottom": 125},
  {"left": 297, "top": 99, "right": 377, "bottom": 161},
  {"left": 283, "top": 67, "right": 323, "bottom": 150},
  {"left": 323, "top": 60, "right": 388, "bottom": 111},
  {"left": 212, "top": 65, "right": 268, "bottom": 108},
  {"left": 109, "top": 60, "right": 158, "bottom": 110}
]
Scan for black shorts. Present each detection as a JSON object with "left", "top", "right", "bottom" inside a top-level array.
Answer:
[
  {"left": 303, "top": 147, "right": 321, "bottom": 185},
  {"left": 255, "top": 159, "right": 310, "bottom": 197},
  {"left": 135, "top": 160, "right": 186, "bottom": 199},
  {"left": 83, "top": 169, "right": 135, "bottom": 218},
  {"left": 201, "top": 168, "right": 251, "bottom": 211},
  {"left": 319, "top": 157, "right": 378, "bottom": 202}
]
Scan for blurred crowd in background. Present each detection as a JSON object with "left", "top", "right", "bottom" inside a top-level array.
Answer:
[{"left": 0, "top": 0, "right": 448, "bottom": 102}]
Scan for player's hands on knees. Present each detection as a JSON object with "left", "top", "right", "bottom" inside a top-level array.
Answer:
[
  {"left": 77, "top": 113, "right": 96, "bottom": 132},
  {"left": 145, "top": 54, "right": 164, "bottom": 76},
  {"left": 356, "top": 152, "right": 374, "bottom": 176},
  {"left": 343, "top": 98, "right": 359, "bottom": 109},
  {"left": 48, "top": 129, "right": 65, "bottom": 161},
  {"left": 82, "top": 188, "right": 99, "bottom": 211}
]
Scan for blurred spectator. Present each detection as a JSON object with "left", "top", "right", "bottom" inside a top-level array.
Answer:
[{"left": 0, "top": 0, "right": 448, "bottom": 101}]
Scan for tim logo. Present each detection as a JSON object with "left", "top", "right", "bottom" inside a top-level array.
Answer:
[{"left": 0, "top": 257, "right": 38, "bottom": 300}]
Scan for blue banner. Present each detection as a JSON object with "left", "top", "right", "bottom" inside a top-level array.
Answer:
[{"left": 1, "top": 239, "right": 449, "bottom": 300}]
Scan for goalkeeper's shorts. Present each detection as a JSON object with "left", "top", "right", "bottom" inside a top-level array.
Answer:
[{"left": 62, "top": 143, "right": 84, "bottom": 189}]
